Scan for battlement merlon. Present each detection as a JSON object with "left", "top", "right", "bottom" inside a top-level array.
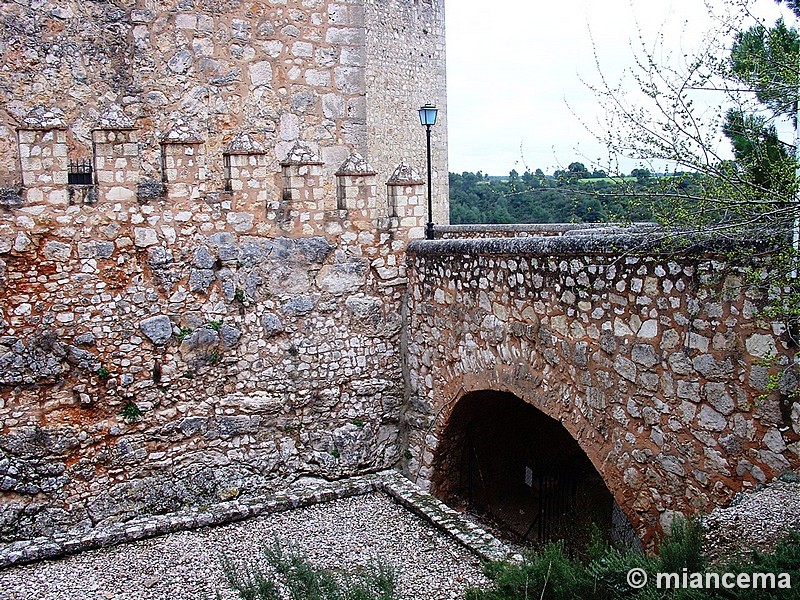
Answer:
[{"left": 0, "top": 0, "right": 448, "bottom": 225}]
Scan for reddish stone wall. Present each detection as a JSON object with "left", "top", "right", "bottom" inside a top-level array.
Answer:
[
  {"left": 404, "top": 237, "right": 800, "bottom": 542},
  {"left": 0, "top": 149, "right": 427, "bottom": 543}
]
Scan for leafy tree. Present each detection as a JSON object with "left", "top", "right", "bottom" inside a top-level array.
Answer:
[
  {"left": 586, "top": 0, "right": 800, "bottom": 324},
  {"left": 449, "top": 169, "right": 658, "bottom": 224},
  {"left": 729, "top": 17, "right": 798, "bottom": 119},
  {"left": 568, "top": 162, "right": 590, "bottom": 179},
  {"left": 779, "top": 0, "right": 800, "bottom": 18},
  {"left": 722, "top": 108, "right": 794, "bottom": 194}
]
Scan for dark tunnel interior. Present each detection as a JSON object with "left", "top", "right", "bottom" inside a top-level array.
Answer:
[{"left": 431, "top": 390, "right": 638, "bottom": 548}]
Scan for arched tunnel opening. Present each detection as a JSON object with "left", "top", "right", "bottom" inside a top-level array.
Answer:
[{"left": 431, "top": 390, "right": 639, "bottom": 550}]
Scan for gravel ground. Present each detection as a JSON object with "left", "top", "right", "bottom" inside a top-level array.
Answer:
[
  {"left": 0, "top": 493, "right": 489, "bottom": 600},
  {"left": 703, "top": 480, "right": 800, "bottom": 562}
]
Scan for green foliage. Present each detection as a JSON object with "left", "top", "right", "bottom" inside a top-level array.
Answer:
[
  {"left": 655, "top": 518, "right": 706, "bottom": 575},
  {"left": 723, "top": 531, "right": 800, "bottom": 600},
  {"left": 449, "top": 170, "right": 658, "bottom": 225},
  {"left": 120, "top": 401, "right": 143, "bottom": 423},
  {"left": 781, "top": 0, "right": 800, "bottom": 18},
  {"left": 752, "top": 353, "right": 800, "bottom": 406},
  {"left": 221, "top": 541, "right": 397, "bottom": 600},
  {"left": 352, "top": 418, "right": 365, "bottom": 428},
  {"left": 234, "top": 289, "right": 246, "bottom": 303},
  {"left": 402, "top": 449, "right": 413, "bottom": 460},
  {"left": 722, "top": 17, "right": 799, "bottom": 206},
  {"left": 96, "top": 366, "right": 110, "bottom": 381},
  {"left": 178, "top": 326, "right": 193, "bottom": 341},
  {"left": 331, "top": 447, "right": 341, "bottom": 459},
  {"left": 207, "top": 320, "right": 223, "bottom": 332},
  {"left": 466, "top": 542, "right": 598, "bottom": 600},
  {"left": 466, "top": 520, "right": 800, "bottom": 600},
  {"left": 586, "top": 5, "right": 800, "bottom": 323},
  {"left": 730, "top": 18, "right": 799, "bottom": 119},
  {"left": 722, "top": 110, "right": 794, "bottom": 195}
]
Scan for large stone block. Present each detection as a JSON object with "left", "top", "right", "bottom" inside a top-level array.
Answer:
[{"left": 139, "top": 315, "right": 173, "bottom": 346}]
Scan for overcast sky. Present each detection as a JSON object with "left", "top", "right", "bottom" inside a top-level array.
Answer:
[{"left": 445, "top": 0, "right": 796, "bottom": 176}]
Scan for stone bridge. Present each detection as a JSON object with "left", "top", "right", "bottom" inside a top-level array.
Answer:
[{"left": 403, "top": 232, "right": 800, "bottom": 543}]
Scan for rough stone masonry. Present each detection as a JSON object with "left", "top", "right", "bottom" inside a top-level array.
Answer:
[
  {"left": 0, "top": 0, "right": 797, "bottom": 552},
  {"left": 0, "top": 0, "right": 446, "bottom": 544},
  {"left": 405, "top": 234, "right": 800, "bottom": 542}
]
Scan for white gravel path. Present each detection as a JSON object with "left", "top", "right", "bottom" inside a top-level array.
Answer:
[
  {"left": 703, "top": 480, "right": 800, "bottom": 562},
  {"left": 0, "top": 492, "right": 489, "bottom": 600}
]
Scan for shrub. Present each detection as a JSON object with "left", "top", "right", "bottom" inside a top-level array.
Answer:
[
  {"left": 221, "top": 541, "right": 397, "bottom": 600},
  {"left": 96, "top": 366, "right": 110, "bottom": 381},
  {"left": 465, "top": 541, "right": 598, "bottom": 600},
  {"left": 120, "top": 401, "right": 143, "bottom": 423},
  {"left": 466, "top": 520, "right": 800, "bottom": 600}
]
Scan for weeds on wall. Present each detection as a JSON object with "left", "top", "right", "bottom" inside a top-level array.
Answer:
[
  {"left": 120, "top": 401, "right": 143, "bottom": 423},
  {"left": 96, "top": 365, "right": 110, "bottom": 382},
  {"left": 221, "top": 540, "right": 397, "bottom": 600}
]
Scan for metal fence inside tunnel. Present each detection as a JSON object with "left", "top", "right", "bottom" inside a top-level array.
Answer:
[{"left": 430, "top": 390, "right": 640, "bottom": 547}]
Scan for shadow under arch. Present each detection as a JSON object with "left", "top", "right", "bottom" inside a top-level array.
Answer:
[{"left": 430, "top": 390, "right": 640, "bottom": 548}]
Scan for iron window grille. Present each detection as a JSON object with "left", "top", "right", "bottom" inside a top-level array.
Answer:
[{"left": 67, "top": 160, "right": 93, "bottom": 185}]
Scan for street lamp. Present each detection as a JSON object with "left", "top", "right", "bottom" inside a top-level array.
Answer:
[{"left": 418, "top": 104, "right": 438, "bottom": 240}]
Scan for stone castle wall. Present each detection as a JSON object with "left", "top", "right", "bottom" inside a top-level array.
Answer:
[
  {"left": 404, "top": 236, "right": 800, "bottom": 542},
  {"left": 4, "top": 0, "right": 796, "bottom": 552},
  {"left": 365, "top": 0, "right": 448, "bottom": 223},
  {"left": 0, "top": 151, "right": 428, "bottom": 542},
  {"left": 0, "top": 0, "right": 445, "bottom": 543},
  {"left": 0, "top": 0, "right": 449, "bottom": 217}
]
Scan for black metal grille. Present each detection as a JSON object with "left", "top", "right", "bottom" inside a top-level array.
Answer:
[
  {"left": 68, "top": 160, "right": 93, "bottom": 185},
  {"left": 523, "top": 468, "right": 578, "bottom": 543}
]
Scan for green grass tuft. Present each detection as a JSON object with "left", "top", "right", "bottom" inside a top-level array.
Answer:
[{"left": 221, "top": 541, "right": 396, "bottom": 600}]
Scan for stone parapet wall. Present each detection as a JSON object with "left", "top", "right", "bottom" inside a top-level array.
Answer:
[
  {"left": 0, "top": 470, "right": 513, "bottom": 570},
  {"left": 0, "top": 0, "right": 446, "bottom": 211},
  {"left": 93, "top": 128, "right": 141, "bottom": 203},
  {"left": 404, "top": 236, "right": 800, "bottom": 542},
  {"left": 17, "top": 129, "right": 69, "bottom": 207}
]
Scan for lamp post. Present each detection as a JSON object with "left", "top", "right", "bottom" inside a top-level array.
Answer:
[{"left": 418, "top": 104, "right": 438, "bottom": 240}]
